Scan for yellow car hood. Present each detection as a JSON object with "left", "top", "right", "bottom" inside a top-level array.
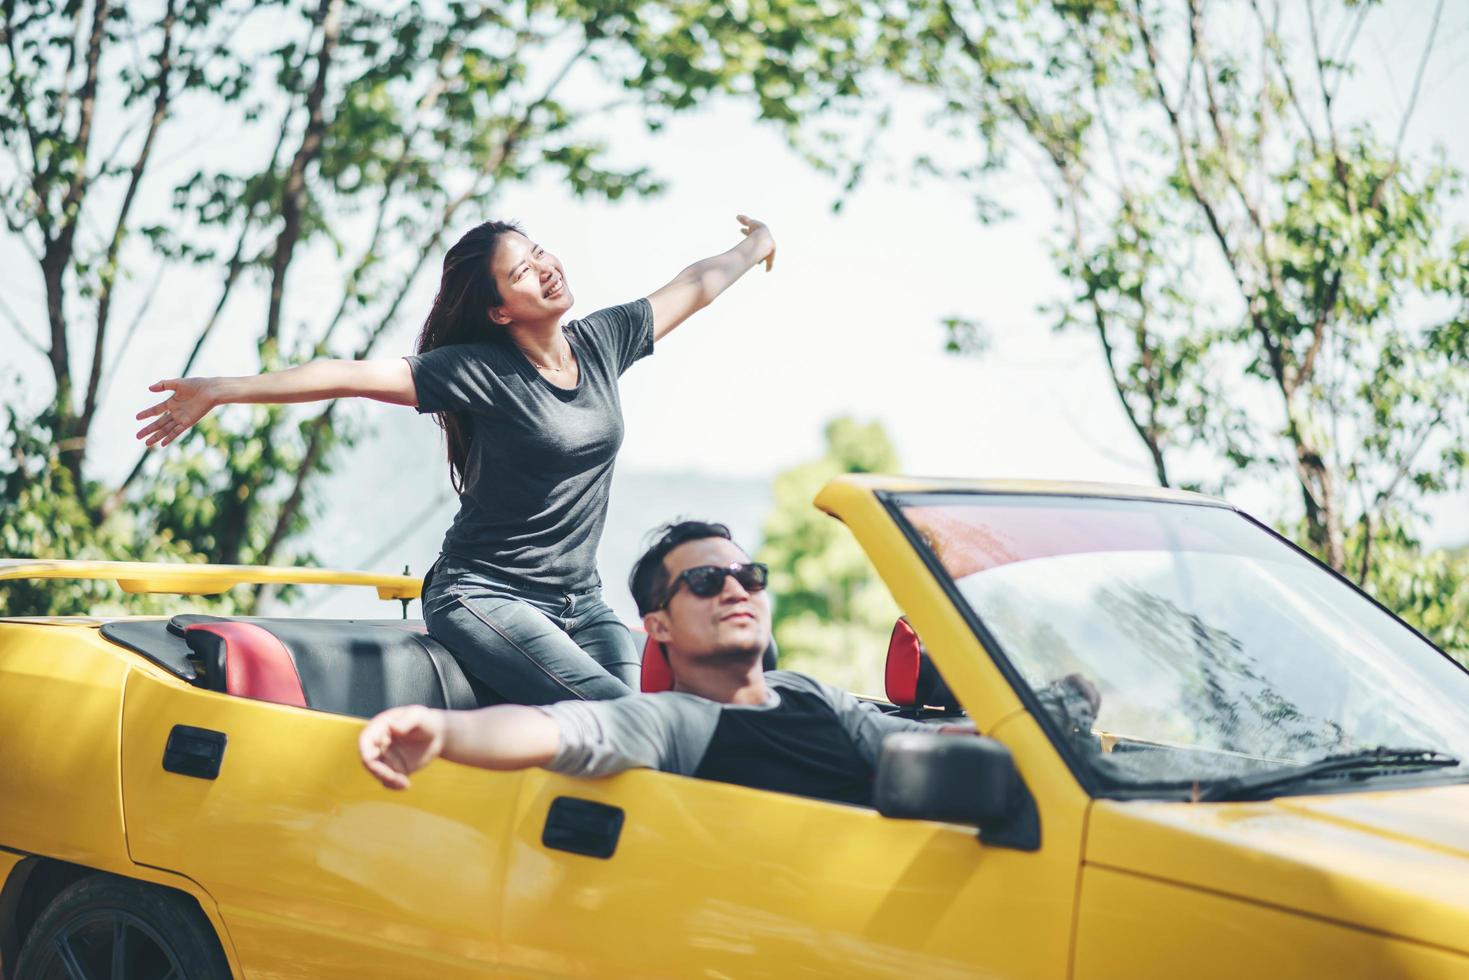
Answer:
[{"left": 1087, "top": 782, "right": 1469, "bottom": 952}]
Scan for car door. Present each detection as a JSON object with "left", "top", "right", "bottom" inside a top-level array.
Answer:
[
  {"left": 120, "top": 665, "right": 520, "bottom": 979},
  {"left": 495, "top": 705, "right": 1085, "bottom": 978}
]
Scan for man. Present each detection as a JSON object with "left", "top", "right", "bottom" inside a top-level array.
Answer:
[{"left": 359, "top": 520, "right": 940, "bottom": 806}]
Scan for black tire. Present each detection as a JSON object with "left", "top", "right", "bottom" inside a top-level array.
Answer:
[{"left": 13, "top": 874, "right": 230, "bottom": 980}]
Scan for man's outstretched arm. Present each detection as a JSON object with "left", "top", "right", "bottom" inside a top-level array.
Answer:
[{"left": 359, "top": 704, "right": 560, "bottom": 790}]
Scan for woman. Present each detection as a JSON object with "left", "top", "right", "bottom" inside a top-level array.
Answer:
[{"left": 136, "top": 214, "right": 776, "bottom": 705}]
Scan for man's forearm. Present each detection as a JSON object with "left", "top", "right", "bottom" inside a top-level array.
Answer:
[{"left": 441, "top": 705, "right": 562, "bottom": 771}]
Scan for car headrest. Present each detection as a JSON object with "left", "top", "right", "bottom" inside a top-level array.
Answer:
[
  {"left": 884, "top": 617, "right": 961, "bottom": 712},
  {"left": 186, "top": 622, "right": 308, "bottom": 708},
  {"left": 639, "top": 634, "right": 779, "bottom": 693}
]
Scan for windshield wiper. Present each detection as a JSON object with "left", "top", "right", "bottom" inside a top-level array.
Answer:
[{"left": 1197, "top": 747, "right": 1461, "bottom": 802}]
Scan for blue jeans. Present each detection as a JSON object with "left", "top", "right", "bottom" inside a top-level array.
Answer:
[{"left": 421, "top": 556, "right": 640, "bottom": 705}]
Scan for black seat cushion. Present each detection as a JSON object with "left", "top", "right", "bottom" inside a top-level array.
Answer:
[{"left": 105, "top": 616, "right": 481, "bottom": 718}]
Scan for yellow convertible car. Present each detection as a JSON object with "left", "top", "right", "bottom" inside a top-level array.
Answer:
[{"left": 3, "top": 476, "right": 1469, "bottom": 979}]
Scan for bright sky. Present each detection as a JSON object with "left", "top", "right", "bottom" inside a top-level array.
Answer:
[{"left": 6, "top": 3, "right": 1468, "bottom": 615}]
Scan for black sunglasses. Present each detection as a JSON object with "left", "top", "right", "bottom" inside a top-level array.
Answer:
[{"left": 660, "top": 562, "right": 769, "bottom": 608}]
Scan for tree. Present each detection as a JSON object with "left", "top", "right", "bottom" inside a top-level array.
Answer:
[
  {"left": 1363, "top": 542, "right": 1469, "bottom": 663},
  {"left": 757, "top": 417, "right": 901, "bottom": 692},
  {"left": 749, "top": 0, "right": 1469, "bottom": 657},
  {"left": 0, "top": 0, "right": 822, "bottom": 614}
]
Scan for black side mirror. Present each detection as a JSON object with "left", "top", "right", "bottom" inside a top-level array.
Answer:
[{"left": 875, "top": 732, "right": 1040, "bottom": 851}]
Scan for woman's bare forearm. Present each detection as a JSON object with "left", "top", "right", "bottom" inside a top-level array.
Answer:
[
  {"left": 138, "top": 358, "right": 416, "bottom": 447},
  {"left": 678, "top": 233, "right": 771, "bottom": 304},
  {"left": 648, "top": 215, "right": 776, "bottom": 341},
  {"left": 213, "top": 359, "right": 416, "bottom": 407}
]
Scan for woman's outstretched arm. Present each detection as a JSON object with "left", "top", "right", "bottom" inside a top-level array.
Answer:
[
  {"left": 135, "top": 358, "right": 417, "bottom": 448},
  {"left": 647, "top": 214, "right": 776, "bottom": 342}
]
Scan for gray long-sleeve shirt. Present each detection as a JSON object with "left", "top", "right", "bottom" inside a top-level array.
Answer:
[{"left": 537, "top": 671, "right": 933, "bottom": 781}]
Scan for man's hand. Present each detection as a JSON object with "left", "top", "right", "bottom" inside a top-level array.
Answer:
[
  {"left": 737, "top": 214, "right": 775, "bottom": 271},
  {"left": 135, "top": 377, "right": 220, "bottom": 447},
  {"left": 360, "top": 705, "right": 447, "bottom": 790}
]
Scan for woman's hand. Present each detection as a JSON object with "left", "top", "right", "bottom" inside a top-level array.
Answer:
[
  {"left": 648, "top": 216, "right": 777, "bottom": 341},
  {"left": 135, "top": 377, "right": 220, "bottom": 448},
  {"left": 360, "top": 705, "right": 448, "bottom": 790},
  {"left": 738, "top": 214, "right": 775, "bottom": 271}
]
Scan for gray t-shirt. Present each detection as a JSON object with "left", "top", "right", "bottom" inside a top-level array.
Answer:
[
  {"left": 405, "top": 299, "right": 654, "bottom": 591},
  {"left": 536, "top": 671, "right": 934, "bottom": 779}
]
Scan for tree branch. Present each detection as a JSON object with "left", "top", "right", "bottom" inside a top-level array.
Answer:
[
  {"left": 94, "top": 262, "right": 165, "bottom": 412},
  {"left": 1137, "top": 0, "right": 1337, "bottom": 554},
  {"left": 49, "top": 0, "right": 87, "bottom": 133},
  {"left": 1391, "top": 0, "right": 1445, "bottom": 161},
  {"left": 1246, "top": 0, "right": 1319, "bottom": 158},
  {"left": 264, "top": 0, "right": 343, "bottom": 347},
  {"left": 1072, "top": 46, "right": 1170, "bottom": 487},
  {"left": 37, "top": 0, "right": 110, "bottom": 437},
  {"left": 1306, "top": 0, "right": 1357, "bottom": 222},
  {"left": 1296, "top": 267, "right": 1341, "bottom": 387},
  {"left": 0, "top": 290, "right": 46, "bottom": 355},
  {"left": 1376, "top": 407, "right": 1446, "bottom": 514},
  {"left": 2, "top": 0, "right": 48, "bottom": 231},
  {"left": 1356, "top": 405, "right": 1446, "bottom": 585},
  {"left": 1326, "top": 2, "right": 1370, "bottom": 105},
  {"left": 107, "top": 121, "right": 294, "bottom": 508},
  {"left": 1131, "top": 0, "right": 1287, "bottom": 394},
  {"left": 82, "top": 0, "right": 179, "bottom": 435},
  {"left": 1188, "top": 0, "right": 1281, "bottom": 297},
  {"left": 1356, "top": 508, "right": 1373, "bottom": 586},
  {"left": 317, "top": 48, "right": 459, "bottom": 351},
  {"left": 54, "top": 0, "right": 110, "bottom": 247}
]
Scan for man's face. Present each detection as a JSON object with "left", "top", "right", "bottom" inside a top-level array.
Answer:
[{"left": 644, "top": 537, "right": 771, "bottom": 663}]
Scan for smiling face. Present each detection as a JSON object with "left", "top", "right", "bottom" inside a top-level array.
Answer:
[
  {"left": 486, "top": 231, "right": 574, "bottom": 327},
  {"left": 644, "top": 537, "right": 772, "bottom": 664}
]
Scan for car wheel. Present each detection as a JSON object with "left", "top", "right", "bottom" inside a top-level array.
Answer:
[{"left": 13, "top": 874, "right": 230, "bottom": 980}]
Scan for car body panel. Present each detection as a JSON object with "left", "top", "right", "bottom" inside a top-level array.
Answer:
[
  {"left": 1085, "top": 788, "right": 1469, "bottom": 952},
  {"left": 0, "top": 623, "right": 131, "bottom": 869},
  {"left": 120, "top": 666, "right": 516, "bottom": 978},
  {"left": 0, "top": 624, "right": 245, "bottom": 977},
  {"left": 1074, "top": 863, "right": 1469, "bottom": 979}
]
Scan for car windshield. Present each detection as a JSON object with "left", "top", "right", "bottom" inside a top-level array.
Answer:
[{"left": 896, "top": 493, "right": 1469, "bottom": 793}]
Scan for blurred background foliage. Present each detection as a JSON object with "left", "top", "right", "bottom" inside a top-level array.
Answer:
[
  {"left": 758, "top": 417, "right": 900, "bottom": 692},
  {"left": 0, "top": 0, "right": 818, "bottom": 614},
  {"left": 1, "top": 0, "right": 1465, "bottom": 666},
  {"left": 758, "top": 0, "right": 1469, "bottom": 663}
]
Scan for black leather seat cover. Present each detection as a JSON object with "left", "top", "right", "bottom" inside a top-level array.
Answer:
[{"left": 102, "top": 616, "right": 481, "bottom": 718}]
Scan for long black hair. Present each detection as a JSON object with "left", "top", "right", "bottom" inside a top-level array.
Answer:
[{"left": 415, "top": 220, "right": 522, "bottom": 493}]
